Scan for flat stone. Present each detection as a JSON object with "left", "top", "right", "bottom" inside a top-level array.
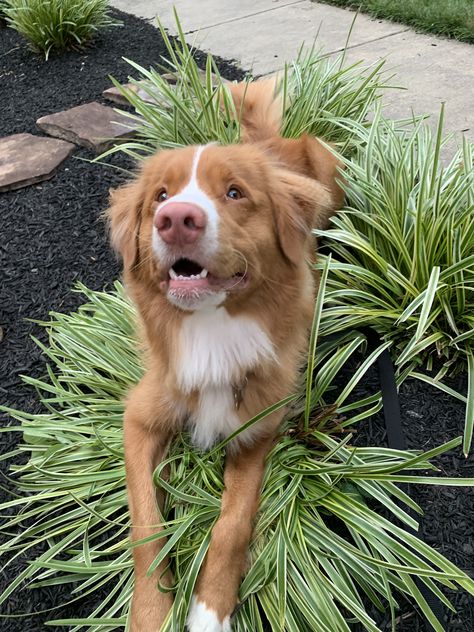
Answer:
[
  {"left": 0, "top": 133, "right": 75, "bottom": 192},
  {"left": 103, "top": 80, "right": 173, "bottom": 107},
  {"left": 103, "top": 83, "right": 137, "bottom": 106},
  {"left": 103, "top": 81, "right": 160, "bottom": 106},
  {"left": 102, "top": 69, "right": 225, "bottom": 106},
  {"left": 36, "top": 102, "right": 137, "bottom": 152}
]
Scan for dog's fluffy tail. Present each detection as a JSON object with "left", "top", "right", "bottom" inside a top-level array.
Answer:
[{"left": 227, "top": 78, "right": 283, "bottom": 143}]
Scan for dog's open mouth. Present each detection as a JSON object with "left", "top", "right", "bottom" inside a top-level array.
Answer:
[
  {"left": 162, "top": 257, "right": 248, "bottom": 295},
  {"left": 169, "top": 258, "right": 209, "bottom": 282}
]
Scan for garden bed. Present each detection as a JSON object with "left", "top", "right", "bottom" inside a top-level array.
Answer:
[{"left": 0, "top": 8, "right": 472, "bottom": 632}]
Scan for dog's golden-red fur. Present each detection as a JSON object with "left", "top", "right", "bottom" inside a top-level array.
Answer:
[{"left": 108, "top": 80, "right": 343, "bottom": 631}]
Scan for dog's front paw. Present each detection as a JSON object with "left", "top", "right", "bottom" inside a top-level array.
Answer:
[{"left": 186, "top": 596, "right": 232, "bottom": 632}]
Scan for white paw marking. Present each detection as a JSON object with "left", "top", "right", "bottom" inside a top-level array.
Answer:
[{"left": 187, "top": 596, "right": 231, "bottom": 632}]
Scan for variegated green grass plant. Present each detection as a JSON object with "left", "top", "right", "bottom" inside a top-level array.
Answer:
[
  {"left": 1, "top": 13, "right": 473, "bottom": 632},
  {"left": 98, "top": 14, "right": 396, "bottom": 161},
  {"left": 1, "top": 278, "right": 473, "bottom": 632},
  {"left": 2, "top": 0, "right": 121, "bottom": 60},
  {"left": 100, "top": 15, "right": 473, "bottom": 454},
  {"left": 315, "top": 110, "right": 474, "bottom": 455}
]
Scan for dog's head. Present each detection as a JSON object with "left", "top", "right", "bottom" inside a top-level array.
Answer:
[{"left": 108, "top": 141, "right": 334, "bottom": 312}]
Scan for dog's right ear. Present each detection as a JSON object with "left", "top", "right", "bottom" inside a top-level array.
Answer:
[{"left": 107, "top": 181, "right": 145, "bottom": 270}]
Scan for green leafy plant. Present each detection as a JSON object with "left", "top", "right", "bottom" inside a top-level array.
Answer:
[
  {"left": 0, "top": 2, "right": 8, "bottom": 25},
  {"left": 1, "top": 281, "right": 473, "bottom": 631},
  {"left": 2, "top": 0, "right": 121, "bottom": 59},
  {"left": 281, "top": 47, "right": 394, "bottom": 144},
  {"left": 102, "top": 15, "right": 473, "bottom": 455},
  {"left": 99, "top": 15, "right": 396, "bottom": 162},
  {"left": 316, "top": 110, "right": 474, "bottom": 454},
  {"left": 1, "top": 12, "right": 472, "bottom": 630}
]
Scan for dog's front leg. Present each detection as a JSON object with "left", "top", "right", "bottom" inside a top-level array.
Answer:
[
  {"left": 125, "top": 372, "right": 176, "bottom": 632},
  {"left": 187, "top": 430, "right": 277, "bottom": 631}
]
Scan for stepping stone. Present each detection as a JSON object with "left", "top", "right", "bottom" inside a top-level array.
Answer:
[
  {"left": 103, "top": 81, "right": 166, "bottom": 107},
  {"left": 36, "top": 102, "right": 137, "bottom": 153},
  {"left": 0, "top": 133, "right": 75, "bottom": 192},
  {"left": 103, "top": 71, "right": 227, "bottom": 107},
  {"left": 103, "top": 82, "right": 140, "bottom": 106}
]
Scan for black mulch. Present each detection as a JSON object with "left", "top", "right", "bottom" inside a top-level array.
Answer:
[{"left": 0, "top": 9, "right": 472, "bottom": 632}]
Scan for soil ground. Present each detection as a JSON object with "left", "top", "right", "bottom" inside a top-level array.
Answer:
[{"left": 0, "top": 9, "right": 472, "bottom": 631}]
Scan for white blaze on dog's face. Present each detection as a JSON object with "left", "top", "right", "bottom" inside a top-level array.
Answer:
[
  {"left": 152, "top": 144, "right": 233, "bottom": 311},
  {"left": 108, "top": 142, "right": 332, "bottom": 312},
  {"left": 150, "top": 143, "right": 280, "bottom": 312}
]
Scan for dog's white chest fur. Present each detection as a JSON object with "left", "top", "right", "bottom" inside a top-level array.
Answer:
[{"left": 176, "top": 307, "right": 275, "bottom": 449}]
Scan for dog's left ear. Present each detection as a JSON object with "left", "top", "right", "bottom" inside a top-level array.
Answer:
[
  {"left": 263, "top": 134, "right": 345, "bottom": 229},
  {"left": 271, "top": 169, "right": 332, "bottom": 266}
]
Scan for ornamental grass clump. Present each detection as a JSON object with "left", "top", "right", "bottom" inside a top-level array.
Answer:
[
  {"left": 1, "top": 281, "right": 473, "bottom": 631},
  {"left": 3, "top": 0, "right": 121, "bottom": 59},
  {"left": 0, "top": 2, "right": 7, "bottom": 24},
  {"left": 100, "top": 15, "right": 394, "bottom": 162},
  {"left": 316, "top": 110, "right": 474, "bottom": 454},
  {"left": 104, "top": 15, "right": 473, "bottom": 454},
  {"left": 2, "top": 13, "right": 473, "bottom": 631}
]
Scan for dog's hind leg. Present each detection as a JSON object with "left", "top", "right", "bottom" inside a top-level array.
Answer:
[
  {"left": 124, "top": 371, "right": 177, "bottom": 632},
  {"left": 187, "top": 428, "right": 279, "bottom": 631}
]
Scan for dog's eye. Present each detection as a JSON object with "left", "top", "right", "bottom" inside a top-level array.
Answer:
[
  {"left": 157, "top": 189, "right": 168, "bottom": 203},
  {"left": 226, "top": 187, "right": 243, "bottom": 200}
]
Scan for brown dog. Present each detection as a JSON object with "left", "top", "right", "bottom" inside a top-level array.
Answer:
[{"left": 108, "top": 80, "right": 343, "bottom": 631}]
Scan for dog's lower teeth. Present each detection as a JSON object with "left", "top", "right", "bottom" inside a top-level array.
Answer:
[
  {"left": 175, "top": 274, "right": 202, "bottom": 281},
  {"left": 169, "top": 267, "right": 208, "bottom": 281}
]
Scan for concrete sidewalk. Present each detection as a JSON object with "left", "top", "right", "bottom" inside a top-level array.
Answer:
[{"left": 111, "top": 0, "right": 473, "bottom": 145}]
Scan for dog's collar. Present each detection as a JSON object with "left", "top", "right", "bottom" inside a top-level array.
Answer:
[{"left": 232, "top": 376, "right": 248, "bottom": 410}]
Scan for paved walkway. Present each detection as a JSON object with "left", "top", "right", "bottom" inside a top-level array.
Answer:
[{"left": 111, "top": 0, "right": 473, "bottom": 147}]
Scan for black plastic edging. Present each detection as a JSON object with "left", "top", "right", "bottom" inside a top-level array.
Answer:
[{"left": 364, "top": 327, "right": 446, "bottom": 631}]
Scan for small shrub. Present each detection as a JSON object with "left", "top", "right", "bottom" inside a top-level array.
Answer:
[
  {"left": 1, "top": 282, "right": 473, "bottom": 631},
  {"left": 3, "top": 0, "right": 121, "bottom": 59},
  {"left": 0, "top": 1, "right": 8, "bottom": 26},
  {"left": 100, "top": 17, "right": 394, "bottom": 161},
  {"left": 317, "top": 110, "right": 474, "bottom": 453},
  {"left": 101, "top": 15, "right": 473, "bottom": 455}
]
